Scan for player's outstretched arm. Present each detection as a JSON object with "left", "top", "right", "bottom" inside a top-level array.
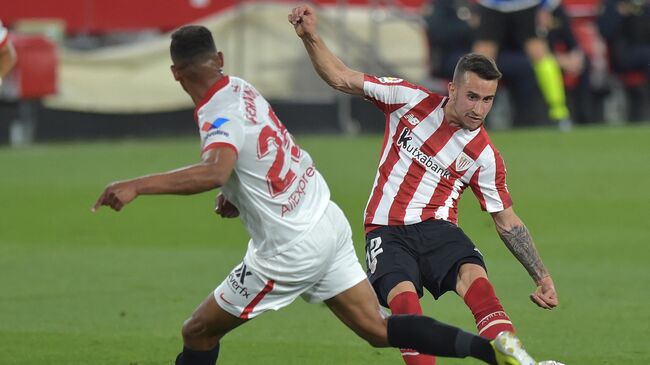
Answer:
[
  {"left": 491, "top": 207, "right": 559, "bottom": 309},
  {"left": 92, "top": 147, "right": 236, "bottom": 212},
  {"left": 288, "top": 4, "right": 364, "bottom": 96}
]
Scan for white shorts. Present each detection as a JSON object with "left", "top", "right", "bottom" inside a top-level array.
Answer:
[{"left": 214, "top": 201, "right": 367, "bottom": 319}]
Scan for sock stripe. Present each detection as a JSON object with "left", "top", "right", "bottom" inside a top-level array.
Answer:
[
  {"left": 476, "top": 310, "right": 507, "bottom": 326},
  {"left": 478, "top": 319, "right": 513, "bottom": 335},
  {"left": 401, "top": 350, "right": 422, "bottom": 356}
]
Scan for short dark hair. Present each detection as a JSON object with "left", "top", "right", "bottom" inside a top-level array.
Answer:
[
  {"left": 452, "top": 53, "right": 502, "bottom": 84},
  {"left": 170, "top": 25, "right": 217, "bottom": 65}
]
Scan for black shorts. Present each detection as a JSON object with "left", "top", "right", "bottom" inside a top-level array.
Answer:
[
  {"left": 365, "top": 219, "right": 486, "bottom": 308},
  {"left": 475, "top": 5, "right": 539, "bottom": 48}
]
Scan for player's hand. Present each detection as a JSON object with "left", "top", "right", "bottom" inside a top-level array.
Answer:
[
  {"left": 530, "top": 275, "right": 558, "bottom": 309},
  {"left": 215, "top": 193, "right": 239, "bottom": 218},
  {"left": 92, "top": 181, "right": 138, "bottom": 212},
  {"left": 288, "top": 4, "right": 317, "bottom": 39}
]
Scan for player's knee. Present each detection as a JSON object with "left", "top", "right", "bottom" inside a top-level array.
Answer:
[
  {"left": 181, "top": 316, "right": 203, "bottom": 341},
  {"left": 181, "top": 314, "right": 216, "bottom": 343},
  {"left": 359, "top": 319, "right": 390, "bottom": 348}
]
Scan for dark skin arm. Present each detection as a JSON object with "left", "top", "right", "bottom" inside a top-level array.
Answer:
[
  {"left": 92, "top": 146, "right": 237, "bottom": 212},
  {"left": 491, "top": 207, "right": 559, "bottom": 309}
]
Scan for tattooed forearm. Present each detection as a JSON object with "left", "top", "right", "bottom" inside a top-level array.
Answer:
[{"left": 497, "top": 225, "right": 548, "bottom": 282}]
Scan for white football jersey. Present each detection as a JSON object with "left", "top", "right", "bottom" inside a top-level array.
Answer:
[{"left": 195, "top": 76, "right": 330, "bottom": 257}]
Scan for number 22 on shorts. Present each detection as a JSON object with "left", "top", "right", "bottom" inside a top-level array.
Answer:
[{"left": 366, "top": 237, "right": 384, "bottom": 274}]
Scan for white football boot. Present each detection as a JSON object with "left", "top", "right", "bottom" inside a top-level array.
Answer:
[{"left": 491, "top": 331, "right": 537, "bottom": 365}]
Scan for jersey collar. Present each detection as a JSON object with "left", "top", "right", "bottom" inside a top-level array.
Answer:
[{"left": 194, "top": 75, "right": 230, "bottom": 124}]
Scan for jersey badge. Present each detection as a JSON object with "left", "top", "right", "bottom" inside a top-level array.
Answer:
[
  {"left": 378, "top": 77, "right": 403, "bottom": 84},
  {"left": 201, "top": 117, "right": 230, "bottom": 132},
  {"left": 455, "top": 152, "right": 475, "bottom": 172},
  {"left": 403, "top": 113, "right": 421, "bottom": 127}
]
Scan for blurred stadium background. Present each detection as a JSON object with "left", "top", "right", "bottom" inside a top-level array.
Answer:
[{"left": 1, "top": 1, "right": 649, "bottom": 364}]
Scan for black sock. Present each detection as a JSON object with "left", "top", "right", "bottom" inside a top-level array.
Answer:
[
  {"left": 387, "top": 315, "right": 497, "bottom": 364},
  {"left": 175, "top": 344, "right": 220, "bottom": 365}
]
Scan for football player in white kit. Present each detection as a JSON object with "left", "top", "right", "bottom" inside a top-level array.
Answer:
[{"left": 93, "top": 25, "right": 540, "bottom": 365}]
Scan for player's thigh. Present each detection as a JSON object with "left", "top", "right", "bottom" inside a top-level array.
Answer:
[
  {"left": 301, "top": 201, "right": 367, "bottom": 303},
  {"left": 325, "top": 279, "right": 389, "bottom": 348},
  {"left": 215, "top": 204, "right": 347, "bottom": 320},
  {"left": 214, "top": 257, "right": 312, "bottom": 321},
  {"left": 512, "top": 7, "right": 541, "bottom": 49},
  {"left": 417, "top": 220, "right": 485, "bottom": 299},
  {"left": 475, "top": 6, "right": 507, "bottom": 44},
  {"left": 365, "top": 226, "right": 422, "bottom": 307}
]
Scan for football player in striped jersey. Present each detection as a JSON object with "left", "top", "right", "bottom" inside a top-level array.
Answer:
[{"left": 291, "top": 4, "right": 559, "bottom": 365}]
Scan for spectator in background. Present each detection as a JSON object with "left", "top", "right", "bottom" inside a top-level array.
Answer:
[
  {"left": 0, "top": 20, "right": 17, "bottom": 84},
  {"left": 472, "top": 0, "right": 574, "bottom": 130},
  {"left": 424, "top": 0, "right": 580, "bottom": 126},
  {"left": 598, "top": 0, "right": 650, "bottom": 121},
  {"left": 544, "top": 3, "right": 604, "bottom": 124}
]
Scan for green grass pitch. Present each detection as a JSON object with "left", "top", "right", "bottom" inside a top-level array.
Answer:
[{"left": 1, "top": 125, "right": 649, "bottom": 364}]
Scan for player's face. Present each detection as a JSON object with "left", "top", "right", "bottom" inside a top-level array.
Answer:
[{"left": 447, "top": 72, "right": 498, "bottom": 131}]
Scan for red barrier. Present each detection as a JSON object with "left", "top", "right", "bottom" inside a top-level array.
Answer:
[
  {"left": 1, "top": 0, "right": 426, "bottom": 35},
  {"left": 10, "top": 35, "right": 58, "bottom": 98}
]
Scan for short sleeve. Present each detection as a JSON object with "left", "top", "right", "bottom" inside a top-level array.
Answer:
[
  {"left": 198, "top": 112, "right": 245, "bottom": 158},
  {"left": 469, "top": 152, "right": 513, "bottom": 213},
  {"left": 363, "top": 74, "right": 430, "bottom": 114}
]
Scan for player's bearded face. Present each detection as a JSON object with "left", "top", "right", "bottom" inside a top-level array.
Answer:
[{"left": 450, "top": 73, "right": 497, "bottom": 131}]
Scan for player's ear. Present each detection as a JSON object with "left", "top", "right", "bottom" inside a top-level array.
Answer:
[
  {"left": 171, "top": 64, "right": 181, "bottom": 81},
  {"left": 217, "top": 51, "right": 224, "bottom": 70},
  {"left": 447, "top": 81, "right": 455, "bottom": 98}
]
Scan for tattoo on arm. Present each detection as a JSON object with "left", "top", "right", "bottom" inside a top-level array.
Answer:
[{"left": 498, "top": 225, "right": 548, "bottom": 282}]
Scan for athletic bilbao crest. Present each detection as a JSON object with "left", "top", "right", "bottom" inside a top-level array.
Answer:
[{"left": 455, "top": 152, "right": 474, "bottom": 172}]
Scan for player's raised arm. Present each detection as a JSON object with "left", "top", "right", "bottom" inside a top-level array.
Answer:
[
  {"left": 92, "top": 146, "right": 237, "bottom": 212},
  {"left": 289, "top": 4, "right": 364, "bottom": 96},
  {"left": 491, "top": 207, "right": 559, "bottom": 309}
]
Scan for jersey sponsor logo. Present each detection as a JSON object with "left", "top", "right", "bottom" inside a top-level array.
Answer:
[
  {"left": 227, "top": 263, "right": 253, "bottom": 299},
  {"left": 397, "top": 128, "right": 451, "bottom": 179},
  {"left": 219, "top": 292, "right": 234, "bottom": 305},
  {"left": 281, "top": 166, "right": 315, "bottom": 217},
  {"left": 243, "top": 86, "right": 259, "bottom": 124},
  {"left": 403, "top": 113, "right": 421, "bottom": 127},
  {"left": 206, "top": 129, "right": 230, "bottom": 138},
  {"left": 455, "top": 152, "right": 475, "bottom": 172},
  {"left": 378, "top": 77, "right": 404, "bottom": 84},
  {"left": 366, "top": 237, "right": 384, "bottom": 275},
  {"left": 234, "top": 263, "right": 253, "bottom": 285},
  {"left": 201, "top": 117, "right": 230, "bottom": 132}
]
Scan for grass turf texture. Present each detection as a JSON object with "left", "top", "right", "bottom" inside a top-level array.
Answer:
[{"left": 1, "top": 125, "right": 649, "bottom": 364}]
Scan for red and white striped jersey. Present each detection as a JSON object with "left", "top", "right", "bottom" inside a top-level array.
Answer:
[
  {"left": 362, "top": 75, "right": 512, "bottom": 232},
  {"left": 196, "top": 76, "right": 330, "bottom": 256}
]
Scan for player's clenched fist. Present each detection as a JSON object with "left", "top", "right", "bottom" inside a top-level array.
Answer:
[
  {"left": 288, "top": 4, "right": 317, "bottom": 39},
  {"left": 92, "top": 181, "right": 138, "bottom": 212},
  {"left": 215, "top": 193, "right": 239, "bottom": 218}
]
